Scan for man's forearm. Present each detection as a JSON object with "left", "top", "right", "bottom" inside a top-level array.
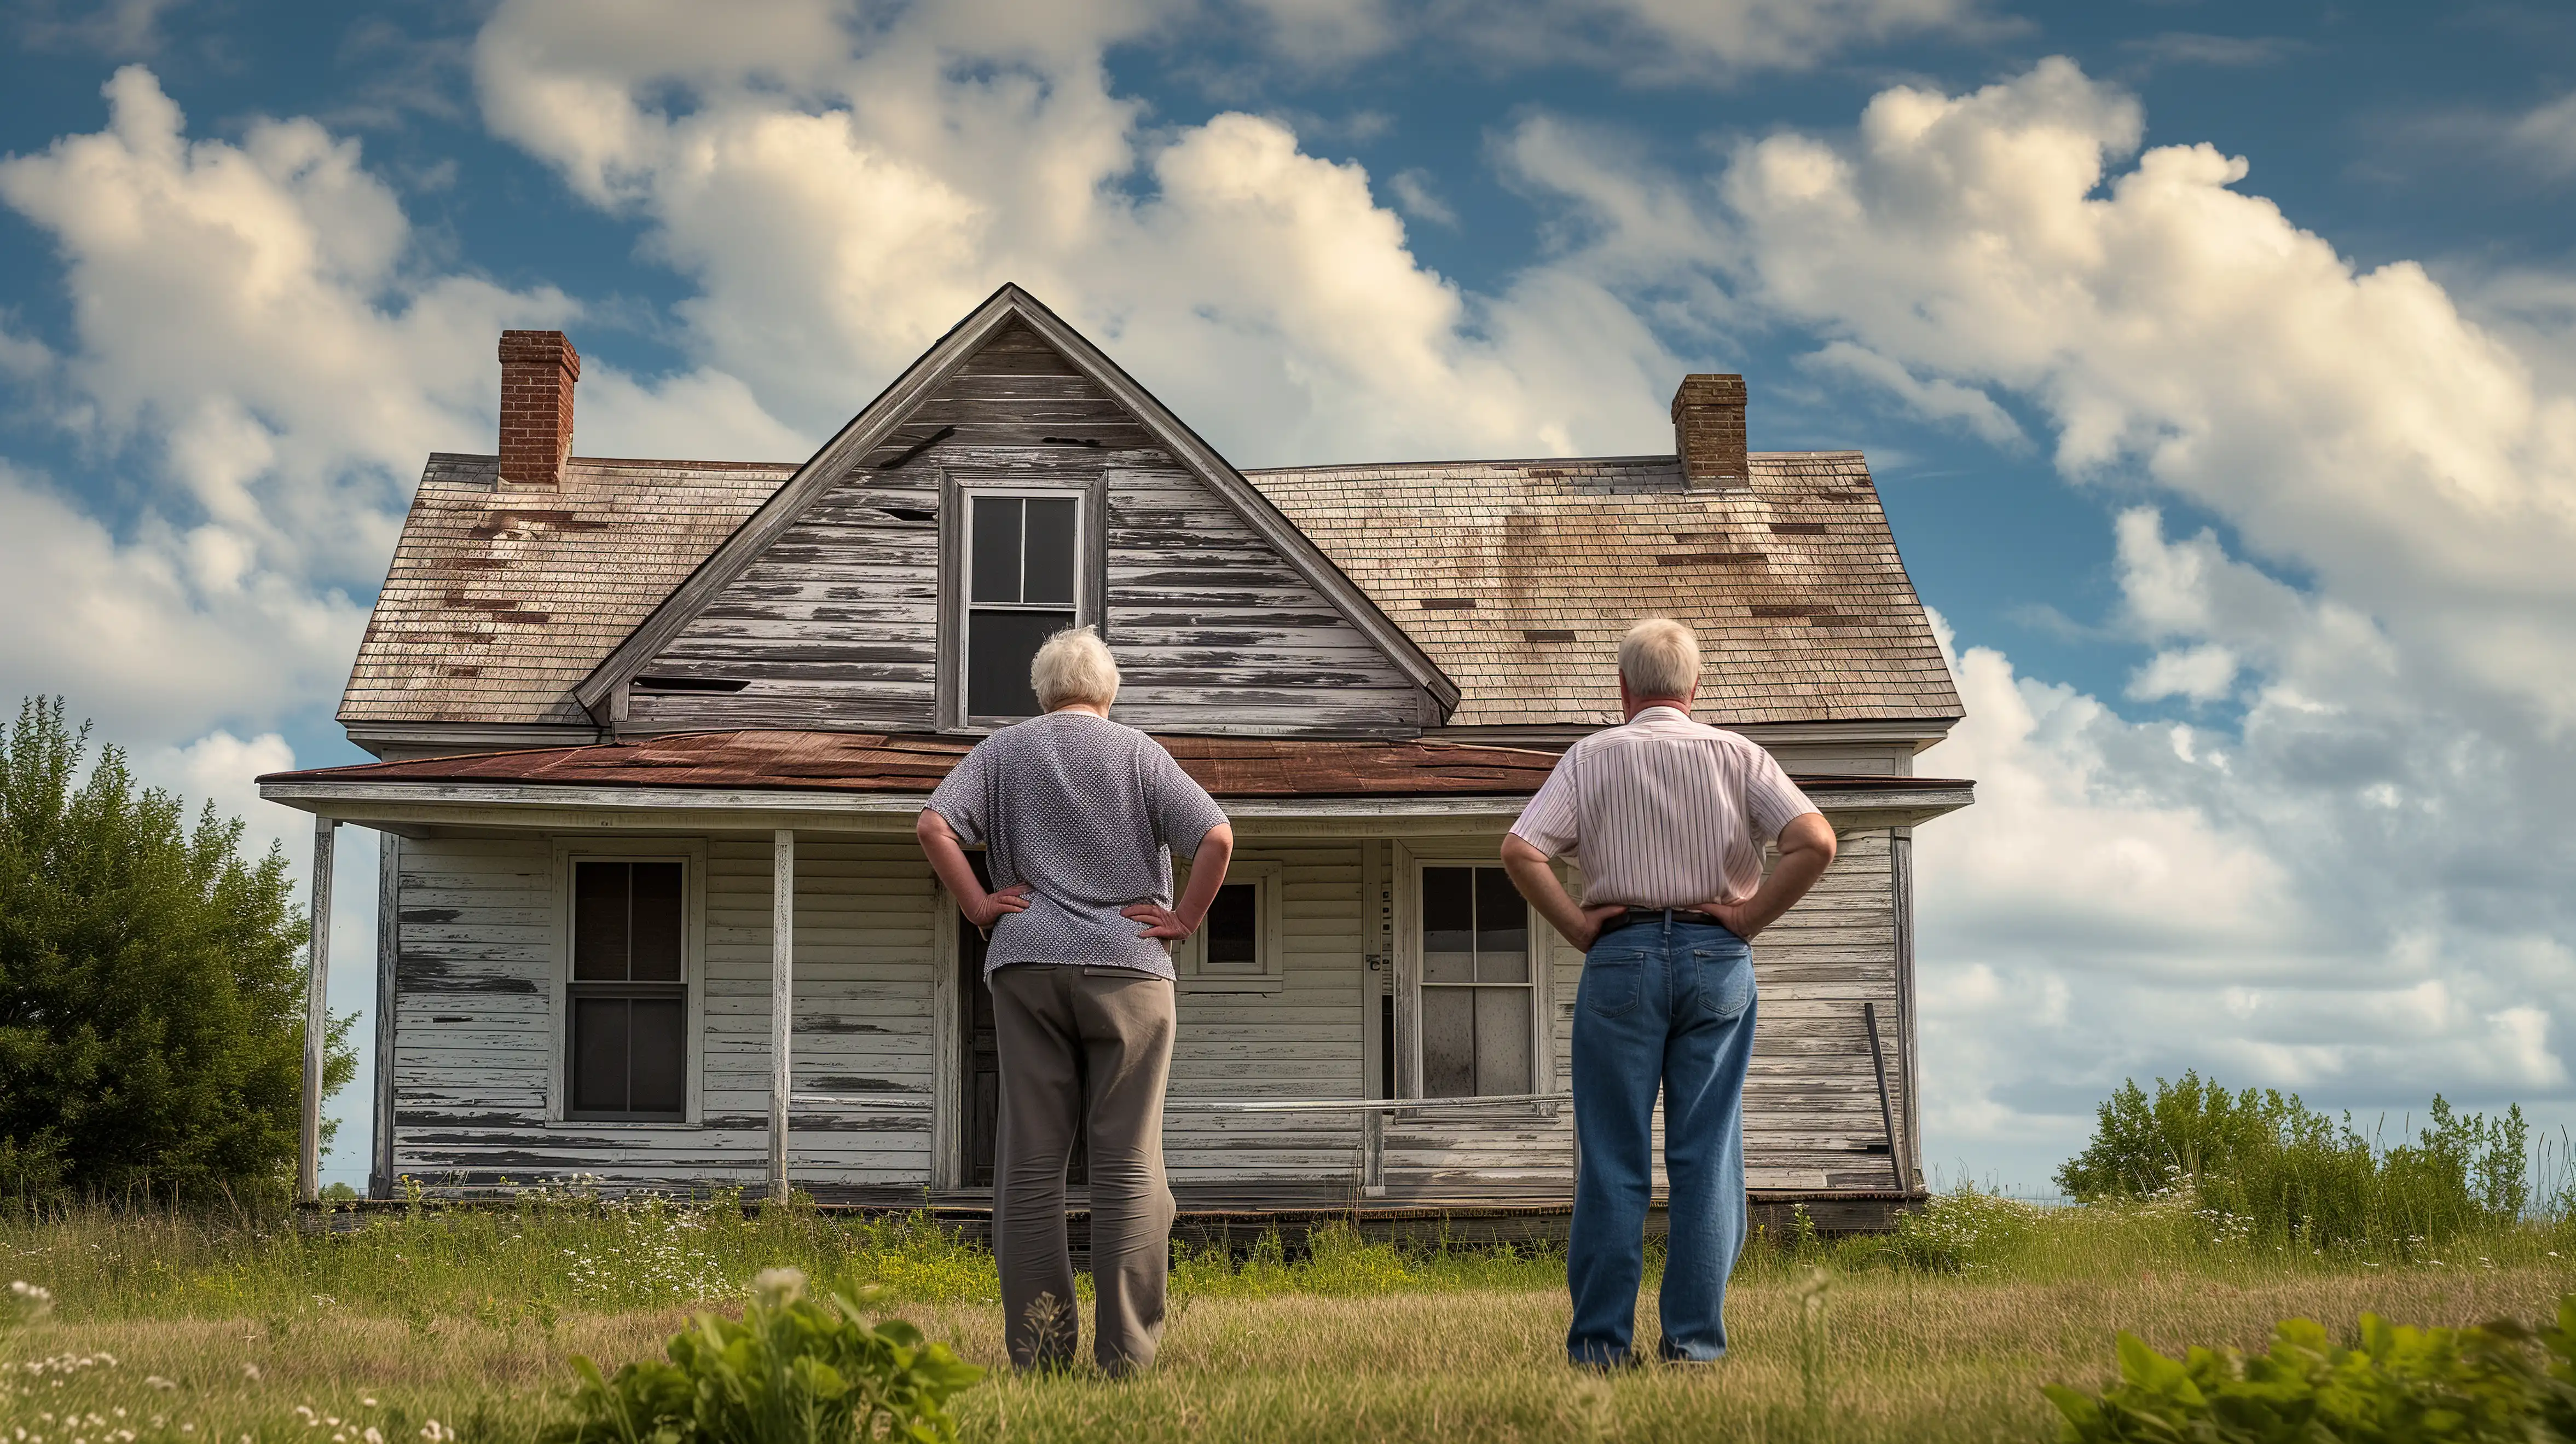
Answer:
[
  {"left": 1714, "top": 814, "right": 1837, "bottom": 938},
  {"left": 1501, "top": 837, "right": 1590, "bottom": 946}
]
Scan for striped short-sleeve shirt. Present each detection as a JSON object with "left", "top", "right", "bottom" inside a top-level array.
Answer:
[{"left": 1508, "top": 706, "right": 1820, "bottom": 909}]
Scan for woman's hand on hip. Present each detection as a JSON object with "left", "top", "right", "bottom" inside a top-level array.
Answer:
[
  {"left": 963, "top": 883, "right": 1032, "bottom": 930},
  {"left": 1122, "top": 901, "right": 1191, "bottom": 940}
]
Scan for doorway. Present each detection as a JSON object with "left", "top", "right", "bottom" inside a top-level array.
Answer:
[{"left": 956, "top": 853, "right": 1086, "bottom": 1189}]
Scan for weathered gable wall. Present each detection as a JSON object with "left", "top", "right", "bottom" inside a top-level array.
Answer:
[{"left": 623, "top": 323, "right": 1426, "bottom": 737}]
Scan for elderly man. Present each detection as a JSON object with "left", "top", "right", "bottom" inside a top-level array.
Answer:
[
  {"left": 1502, "top": 617, "right": 1836, "bottom": 1368},
  {"left": 916, "top": 626, "right": 1234, "bottom": 1376}
]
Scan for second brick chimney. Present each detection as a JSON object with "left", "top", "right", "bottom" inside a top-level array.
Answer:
[
  {"left": 1671, "top": 373, "right": 1747, "bottom": 489},
  {"left": 498, "top": 330, "right": 580, "bottom": 490}
]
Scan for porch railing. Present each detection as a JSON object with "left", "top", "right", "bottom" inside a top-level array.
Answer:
[{"left": 790, "top": 1090, "right": 1566, "bottom": 1195}]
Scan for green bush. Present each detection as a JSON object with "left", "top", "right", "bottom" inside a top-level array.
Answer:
[
  {"left": 2046, "top": 1293, "right": 2576, "bottom": 1442},
  {"left": 543, "top": 1266, "right": 982, "bottom": 1444},
  {"left": 2056, "top": 1072, "right": 2530, "bottom": 1247},
  {"left": 0, "top": 697, "right": 354, "bottom": 1203}
]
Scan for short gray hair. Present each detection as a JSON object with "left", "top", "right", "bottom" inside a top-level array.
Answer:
[
  {"left": 1032, "top": 625, "right": 1120, "bottom": 711},
  {"left": 1618, "top": 617, "right": 1700, "bottom": 698}
]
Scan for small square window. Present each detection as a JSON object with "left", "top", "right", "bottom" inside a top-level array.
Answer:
[
  {"left": 1201, "top": 883, "right": 1260, "bottom": 972},
  {"left": 1175, "top": 862, "right": 1283, "bottom": 989}
]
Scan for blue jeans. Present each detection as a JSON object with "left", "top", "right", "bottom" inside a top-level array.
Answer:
[{"left": 1567, "top": 917, "right": 1757, "bottom": 1366}]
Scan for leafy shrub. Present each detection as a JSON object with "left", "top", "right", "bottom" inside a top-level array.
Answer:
[
  {"left": 1882, "top": 1187, "right": 2040, "bottom": 1272},
  {"left": 2046, "top": 1293, "right": 2576, "bottom": 1442},
  {"left": 2057, "top": 1072, "right": 2530, "bottom": 1247},
  {"left": 543, "top": 1267, "right": 982, "bottom": 1444},
  {"left": 0, "top": 697, "right": 354, "bottom": 1203}
]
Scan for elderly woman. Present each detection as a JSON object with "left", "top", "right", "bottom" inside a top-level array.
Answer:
[{"left": 915, "top": 626, "right": 1234, "bottom": 1377}]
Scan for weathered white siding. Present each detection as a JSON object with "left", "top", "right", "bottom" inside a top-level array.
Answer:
[
  {"left": 391, "top": 836, "right": 938, "bottom": 1191},
  {"left": 1166, "top": 842, "right": 1370, "bottom": 1197},
  {"left": 389, "top": 825, "right": 1912, "bottom": 1203}
]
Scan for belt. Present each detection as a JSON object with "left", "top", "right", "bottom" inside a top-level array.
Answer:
[{"left": 1595, "top": 906, "right": 1723, "bottom": 937}]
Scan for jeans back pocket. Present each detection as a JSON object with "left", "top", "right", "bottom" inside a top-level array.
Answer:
[
  {"left": 1691, "top": 945, "right": 1755, "bottom": 1021},
  {"left": 1581, "top": 947, "right": 1647, "bottom": 1018}
]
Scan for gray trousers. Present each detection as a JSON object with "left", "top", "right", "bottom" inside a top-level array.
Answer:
[{"left": 988, "top": 964, "right": 1176, "bottom": 1375}]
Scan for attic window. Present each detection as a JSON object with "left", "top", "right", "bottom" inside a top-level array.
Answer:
[{"left": 964, "top": 492, "right": 1084, "bottom": 719}]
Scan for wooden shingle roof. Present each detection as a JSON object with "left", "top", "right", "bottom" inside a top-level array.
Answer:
[
  {"left": 340, "top": 447, "right": 1959, "bottom": 732},
  {"left": 1244, "top": 452, "right": 1961, "bottom": 729},
  {"left": 339, "top": 454, "right": 790, "bottom": 726}
]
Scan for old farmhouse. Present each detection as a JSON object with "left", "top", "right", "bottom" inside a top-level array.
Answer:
[{"left": 261, "top": 284, "right": 1971, "bottom": 1230}]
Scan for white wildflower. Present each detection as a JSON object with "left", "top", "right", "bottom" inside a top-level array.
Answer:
[
  {"left": 752, "top": 1267, "right": 806, "bottom": 1307},
  {"left": 144, "top": 1379, "right": 175, "bottom": 1392},
  {"left": 242, "top": 1366, "right": 261, "bottom": 1382}
]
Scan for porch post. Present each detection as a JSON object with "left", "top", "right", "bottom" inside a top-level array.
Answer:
[
  {"left": 769, "top": 828, "right": 795, "bottom": 1202},
  {"left": 299, "top": 817, "right": 337, "bottom": 1204}
]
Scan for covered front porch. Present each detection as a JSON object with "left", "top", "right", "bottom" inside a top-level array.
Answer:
[{"left": 261, "top": 731, "right": 1970, "bottom": 1227}]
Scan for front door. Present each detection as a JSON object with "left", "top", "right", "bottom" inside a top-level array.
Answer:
[{"left": 957, "top": 853, "right": 1085, "bottom": 1188}]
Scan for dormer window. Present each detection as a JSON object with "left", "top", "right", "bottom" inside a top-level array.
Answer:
[{"left": 946, "top": 478, "right": 1100, "bottom": 727}]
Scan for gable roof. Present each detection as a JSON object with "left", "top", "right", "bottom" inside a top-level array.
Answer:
[
  {"left": 339, "top": 454, "right": 789, "bottom": 726},
  {"left": 338, "top": 287, "right": 1959, "bottom": 737},
  {"left": 572, "top": 284, "right": 1458, "bottom": 724},
  {"left": 1248, "top": 452, "right": 1962, "bottom": 729}
]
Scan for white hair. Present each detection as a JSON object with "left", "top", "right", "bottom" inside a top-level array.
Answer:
[
  {"left": 1032, "top": 625, "right": 1120, "bottom": 711},
  {"left": 1618, "top": 617, "right": 1700, "bottom": 698}
]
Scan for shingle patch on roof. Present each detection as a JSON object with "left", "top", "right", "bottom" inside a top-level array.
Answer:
[
  {"left": 339, "top": 454, "right": 792, "bottom": 726},
  {"left": 1242, "top": 452, "right": 1961, "bottom": 729}
]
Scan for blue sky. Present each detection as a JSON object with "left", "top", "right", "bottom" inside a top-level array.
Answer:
[{"left": 3, "top": 0, "right": 2572, "bottom": 1193}]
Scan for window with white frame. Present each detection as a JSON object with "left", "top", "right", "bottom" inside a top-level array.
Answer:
[
  {"left": 1174, "top": 860, "right": 1283, "bottom": 987},
  {"left": 566, "top": 859, "right": 690, "bottom": 1121},
  {"left": 963, "top": 490, "right": 1084, "bottom": 720},
  {"left": 1417, "top": 864, "right": 1533, "bottom": 1098}
]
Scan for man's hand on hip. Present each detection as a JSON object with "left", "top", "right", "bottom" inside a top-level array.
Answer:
[
  {"left": 1698, "top": 813, "right": 1839, "bottom": 941},
  {"left": 1704, "top": 898, "right": 1764, "bottom": 940},
  {"left": 1572, "top": 902, "right": 1626, "bottom": 951}
]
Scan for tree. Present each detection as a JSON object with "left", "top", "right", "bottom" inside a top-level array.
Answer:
[{"left": 0, "top": 697, "right": 354, "bottom": 1203}]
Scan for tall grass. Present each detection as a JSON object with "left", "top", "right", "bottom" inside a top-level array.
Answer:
[{"left": 3, "top": 1208, "right": 2571, "bottom": 1444}]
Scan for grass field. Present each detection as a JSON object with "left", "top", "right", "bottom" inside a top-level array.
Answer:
[{"left": 4, "top": 1194, "right": 2572, "bottom": 1443}]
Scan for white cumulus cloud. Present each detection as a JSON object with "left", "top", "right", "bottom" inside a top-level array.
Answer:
[
  {"left": 1502, "top": 56, "right": 2576, "bottom": 1182},
  {"left": 471, "top": 0, "right": 1683, "bottom": 465},
  {"left": 0, "top": 65, "right": 804, "bottom": 743}
]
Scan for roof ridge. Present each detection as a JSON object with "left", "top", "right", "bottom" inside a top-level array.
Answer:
[
  {"left": 424, "top": 451, "right": 800, "bottom": 471},
  {"left": 1242, "top": 449, "right": 1865, "bottom": 475}
]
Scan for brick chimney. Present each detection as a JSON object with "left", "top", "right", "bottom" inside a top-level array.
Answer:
[
  {"left": 497, "top": 330, "right": 580, "bottom": 489},
  {"left": 1671, "top": 373, "right": 1747, "bottom": 489}
]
